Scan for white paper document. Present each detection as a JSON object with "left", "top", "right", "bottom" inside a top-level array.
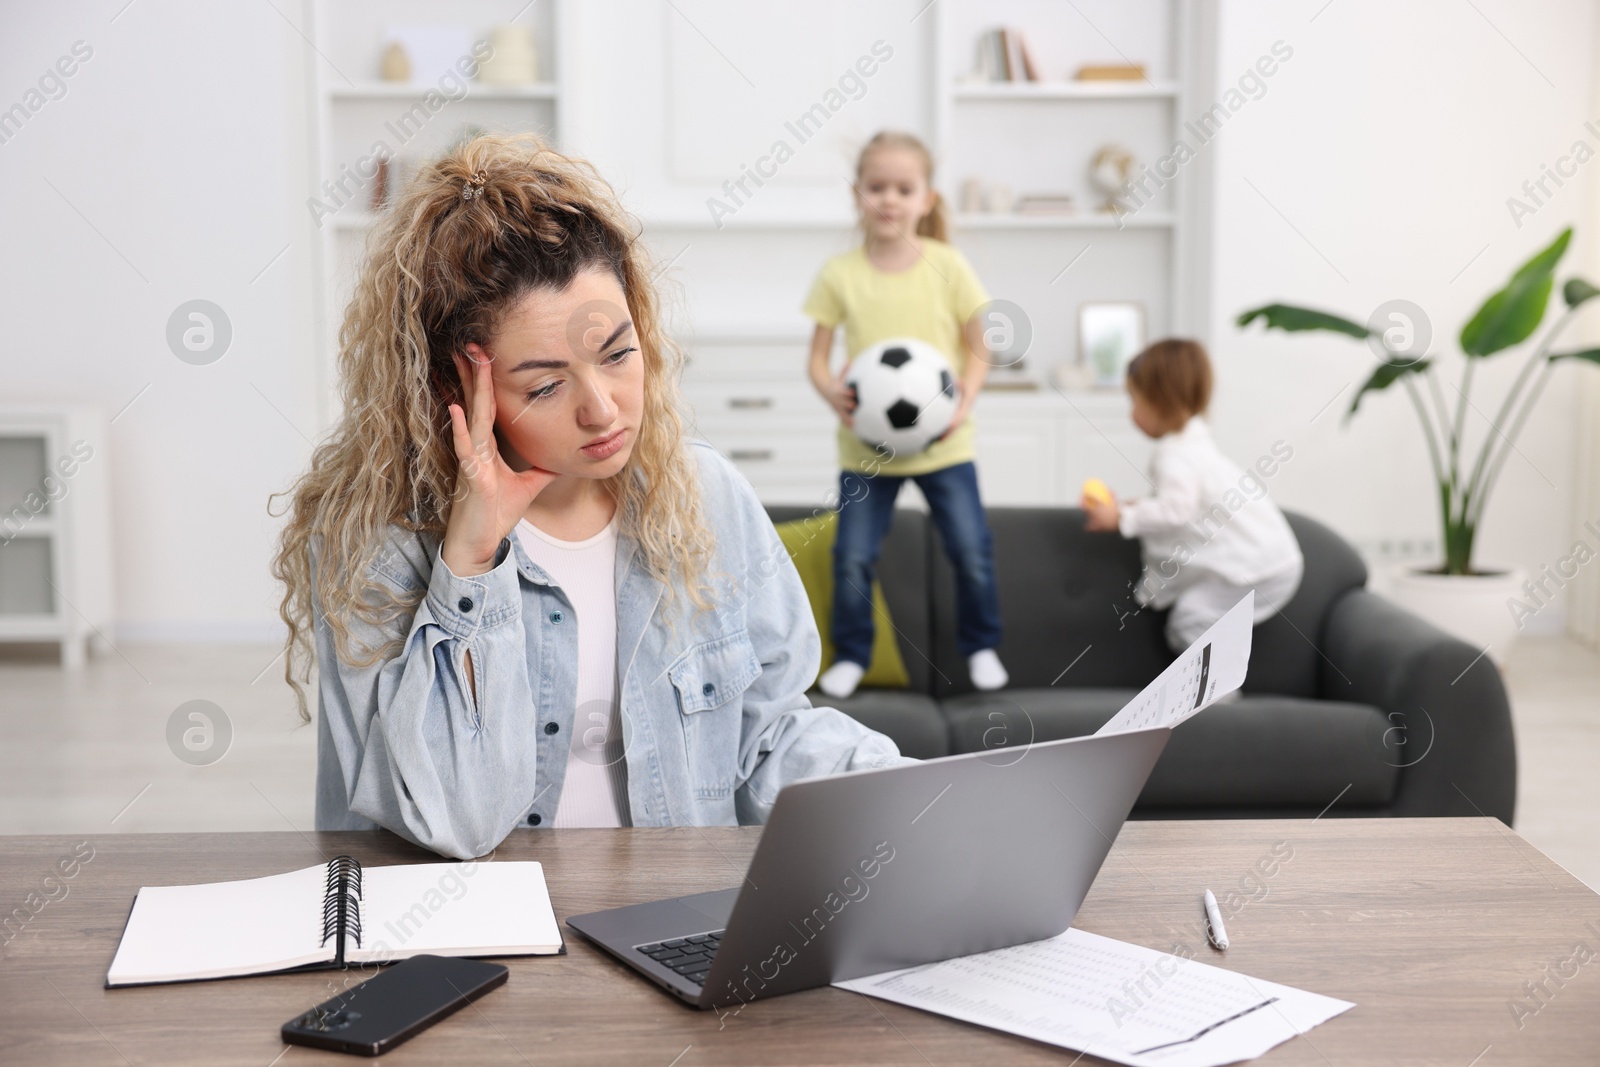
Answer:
[
  {"left": 836, "top": 927, "right": 1353, "bottom": 1067},
  {"left": 1096, "top": 593, "right": 1255, "bottom": 736}
]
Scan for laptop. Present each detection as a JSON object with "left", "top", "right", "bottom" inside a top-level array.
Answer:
[{"left": 566, "top": 725, "right": 1171, "bottom": 1011}]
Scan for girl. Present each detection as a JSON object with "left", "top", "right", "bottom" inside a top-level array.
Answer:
[
  {"left": 1083, "top": 338, "right": 1303, "bottom": 650},
  {"left": 272, "top": 133, "right": 908, "bottom": 861},
  {"left": 803, "top": 131, "right": 1007, "bottom": 699}
]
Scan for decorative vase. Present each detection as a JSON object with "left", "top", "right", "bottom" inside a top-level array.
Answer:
[
  {"left": 1385, "top": 565, "right": 1527, "bottom": 666},
  {"left": 380, "top": 41, "right": 411, "bottom": 83},
  {"left": 477, "top": 24, "right": 539, "bottom": 85}
]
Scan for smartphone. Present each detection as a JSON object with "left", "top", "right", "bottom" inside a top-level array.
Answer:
[{"left": 281, "top": 955, "right": 509, "bottom": 1057}]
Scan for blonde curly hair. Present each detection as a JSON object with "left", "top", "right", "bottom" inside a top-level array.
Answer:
[{"left": 271, "top": 132, "right": 712, "bottom": 723}]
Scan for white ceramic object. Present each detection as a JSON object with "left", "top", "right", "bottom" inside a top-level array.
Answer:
[
  {"left": 1385, "top": 565, "right": 1526, "bottom": 666},
  {"left": 478, "top": 24, "right": 539, "bottom": 85}
]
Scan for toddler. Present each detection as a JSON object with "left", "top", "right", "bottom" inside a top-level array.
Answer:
[{"left": 1083, "top": 339, "right": 1303, "bottom": 650}]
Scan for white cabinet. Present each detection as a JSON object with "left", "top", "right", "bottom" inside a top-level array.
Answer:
[
  {"left": 0, "top": 406, "right": 113, "bottom": 668},
  {"left": 679, "top": 336, "right": 1151, "bottom": 507},
  {"left": 678, "top": 335, "right": 838, "bottom": 505}
]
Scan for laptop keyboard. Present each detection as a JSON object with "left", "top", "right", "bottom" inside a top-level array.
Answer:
[{"left": 637, "top": 930, "right": 724, "bottom": 986}]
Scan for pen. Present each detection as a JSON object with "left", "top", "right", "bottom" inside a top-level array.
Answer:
[{"left": 1204, "top": 888, "right": 1229, "bottom": 950}]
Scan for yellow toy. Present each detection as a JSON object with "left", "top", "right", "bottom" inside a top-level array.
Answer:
[{"left": 1081, "top": 478, "right": 1114, "bottom": 509}]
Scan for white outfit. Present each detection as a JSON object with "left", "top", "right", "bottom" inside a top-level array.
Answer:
[
  {"left": 514, "top": 515, "right": 631, "bottom": 827},
  {"left": 1118, "top": 416, "right": 1303, "bottom": 650}
]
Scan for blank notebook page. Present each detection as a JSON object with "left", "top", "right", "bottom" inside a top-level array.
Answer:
[
  {"left": 107, "top": 864, "right": 330, "bottom": 985},
  {"left": 353, "top": 862, "right": 561, "bottom": 960}
]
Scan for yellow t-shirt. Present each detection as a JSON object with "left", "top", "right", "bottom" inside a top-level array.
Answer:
[{"left": 802, "top": 239, "right": 990, "bottom": 477}]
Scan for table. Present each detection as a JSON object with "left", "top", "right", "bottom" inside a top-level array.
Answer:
[{"left": 2, "top": 818, "right": 1597, "bottom": 1065}]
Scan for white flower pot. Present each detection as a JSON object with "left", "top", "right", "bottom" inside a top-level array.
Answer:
[{"left": 1384, "top": 565, "right": 1526, "bottom": 666}]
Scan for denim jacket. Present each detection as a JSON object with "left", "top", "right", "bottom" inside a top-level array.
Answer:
[{"left": 312, "top": 441, "right": 910, "bottom": 859}]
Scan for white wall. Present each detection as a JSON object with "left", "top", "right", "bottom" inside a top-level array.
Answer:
[
  {"left": 1207, "top": 0, "right": 1597, "bottom": 629},
  {"left": 3, "top": 0, "right": 1596, "bottom": 639},
  {"left": 1, "top": 1, "right": 319, "bottom": 641}
]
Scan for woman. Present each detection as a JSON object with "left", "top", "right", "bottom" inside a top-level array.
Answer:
[{"left": 272, "top": 133, "right": 907, "bottom": 860}]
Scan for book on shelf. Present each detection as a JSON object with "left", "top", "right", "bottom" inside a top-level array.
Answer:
[
  {"left": 1074, "top": 63, "right": 1146, "bottom": 82},
  {"left": 1015, "top": 193, "right": 1077, "bottom": 216},
  {"left": 972, "top": 27, "right": 1040, "bottom": 82}
]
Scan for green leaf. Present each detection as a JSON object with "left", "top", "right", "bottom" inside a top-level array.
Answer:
[
  {"left": 1549, "top": 347, "right": 1600, "bottom": 366},
  {"left": 1460, "top": 228, "right": 1571, "bottom": 357},
  {"left": 1346, "top": 359, "right": 1432, "bottom": 420},
  {"left": 1563, "top": 277, "right": 1600, "bottom": 308},
  {"left": 1237, "top": 304, "right": 1371, "bottom": 339}
]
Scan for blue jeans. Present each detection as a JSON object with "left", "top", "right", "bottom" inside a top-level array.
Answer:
[{"left": 831, "top": 461, "right": 1003, "bottom": 668}]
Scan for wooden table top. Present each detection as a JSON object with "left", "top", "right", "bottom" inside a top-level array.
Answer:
[{"left": 2, "top": 818, "right": 1597, "bottom": 1065}]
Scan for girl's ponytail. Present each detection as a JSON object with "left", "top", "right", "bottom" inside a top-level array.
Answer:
[{"left": 918, "top": 189, "right": 948, "bottom": 243}]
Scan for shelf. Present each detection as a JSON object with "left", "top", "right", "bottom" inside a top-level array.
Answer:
[
  {"left": 642, "top": 215, "right": 858, "bottom": 231},
  {"left": 681, "top": 330, "right": 813, "bottom": 344},
  {"left": 954, "top": 212, "right": 1175, "bottom": 230},
  {"left": 952, "top": 80, "right": 1179, "bottom": 101},
  {"left": 335, "top": 211, "right": 1174, "bottom": 234},
  {"left": 328, "top": 82, "right": 558, "bottom": 101}
]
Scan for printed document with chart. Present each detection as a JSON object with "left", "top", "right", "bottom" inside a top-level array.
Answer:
[
  {"left": 1095, "top": 591, "right": 1256, "bottom": 736},
  {"left": 835, "top": 594, "right": 1356, "bottom": 1066}
]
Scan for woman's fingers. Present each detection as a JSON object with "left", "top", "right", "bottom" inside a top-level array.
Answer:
[
  {"left": 451, "top": 353, "right": 475, "bottom": 426},
  {"left": 451, "top": 350, "right": 496, "bottom": 450},
  {"left": 470, "top": 353, "right": 496, "bottom": 445},
  {"left": 448, "top": 403, "right": 475, "bottom": 470}
]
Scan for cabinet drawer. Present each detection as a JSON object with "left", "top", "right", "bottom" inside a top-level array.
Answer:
[
  {"left": 679, "top": 382, "right": 828, "bottom": 420},
  {"left": 689, "top": 424, "right": 835, "bottom": 479}
]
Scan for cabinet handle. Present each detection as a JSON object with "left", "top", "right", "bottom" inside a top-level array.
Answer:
[
  {"left": 727, "top": 397, "right": 773, "bottom": 409},
  {"left": 729, "top": 449, "right": 774, "bottom": 462}
]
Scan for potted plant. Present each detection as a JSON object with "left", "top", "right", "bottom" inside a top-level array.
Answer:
[{"left": 1237, "top": 227, "right": 1599, "bottom": 660}]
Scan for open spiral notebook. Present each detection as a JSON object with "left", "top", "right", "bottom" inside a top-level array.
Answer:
[{"left": 106, "top": 855, "right": 562, "bottom": 988}]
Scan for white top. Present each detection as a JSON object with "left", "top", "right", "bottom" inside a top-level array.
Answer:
[
  {"left": 1118, "top": 416, "right": 1302, "bottom": 608},
  {"left": 514, "top": 515, "right": 631, "bottom": 828}
]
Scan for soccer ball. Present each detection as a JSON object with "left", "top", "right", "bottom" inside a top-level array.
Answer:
[{"left": 845, "top": 337, "right": 959, "bottom": 456}]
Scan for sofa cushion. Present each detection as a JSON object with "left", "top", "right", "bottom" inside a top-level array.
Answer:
[
  {"left": 767, "top": 505, "right": 934, "bottom": 693},
  {"left": 941, "top": 689, "right": 1398, "bottom": 810},
  {"left": 816, "top": 690, "right": 950, "bottom": 759},
  {"left": 773, "top": 511, "right": 910, "bottom": 689}
]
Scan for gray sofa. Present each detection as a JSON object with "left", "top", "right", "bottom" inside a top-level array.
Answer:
[{"left": 766, "top": 505, "right": 1517, "bottom": 823}]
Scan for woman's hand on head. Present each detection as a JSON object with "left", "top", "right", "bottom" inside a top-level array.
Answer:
[{"left": 441, "top": 350, "right": 560, "bottom": 577}]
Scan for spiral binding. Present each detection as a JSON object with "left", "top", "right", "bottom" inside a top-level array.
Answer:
[{"left": 319, "top": 854, "right": 363, "bottom": 962}]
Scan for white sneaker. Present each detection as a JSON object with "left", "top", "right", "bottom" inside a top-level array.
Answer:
[
  {"left": 818, "top": 660, "right": 866, "bottom": 699},
  {"left": 968, "top": 649, "right": 1009, "bottom": 690}
]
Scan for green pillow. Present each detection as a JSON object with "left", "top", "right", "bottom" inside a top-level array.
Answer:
[{"left": 774, "top": 511, "right": 910, "bottom": 690}]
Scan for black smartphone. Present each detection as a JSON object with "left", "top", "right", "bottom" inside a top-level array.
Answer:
[{"left": 281, "top": 955, "right": 508, "bottom": 1057}]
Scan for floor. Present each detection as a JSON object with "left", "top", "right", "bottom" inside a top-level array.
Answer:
[{"left": 1, "top": 636, "right": 1597, "bottom": 889}]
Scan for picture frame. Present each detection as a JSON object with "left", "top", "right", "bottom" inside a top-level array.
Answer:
[{"left": 1078, "top": 302, "right": 1146, "bottom": 386}]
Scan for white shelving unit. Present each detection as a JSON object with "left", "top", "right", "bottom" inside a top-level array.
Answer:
[
  {"left": 950, "top": 80, "right": 1181, "bottom": 100},
  {"left": 305, "top": 0, "right": 568, "bottom": 428},
  {"left": 672, "top": 0, "right": 1211, "bottom": 507},
  {"left": 954, "top": 212, "right": 1177, "bottom": 230},
  {"left": 0, "top": 406, "right": 112, "bottom": 668},
  {"left": 326, "top": 83, "right": 558, "bottom": 100},
  {"left": 930, "top": 0, "right": 1214, "bottom": 384}
]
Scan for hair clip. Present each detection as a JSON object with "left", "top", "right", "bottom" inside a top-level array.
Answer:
[{"left": 462, "top": 170, "right": 488, "bottom": 200}]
